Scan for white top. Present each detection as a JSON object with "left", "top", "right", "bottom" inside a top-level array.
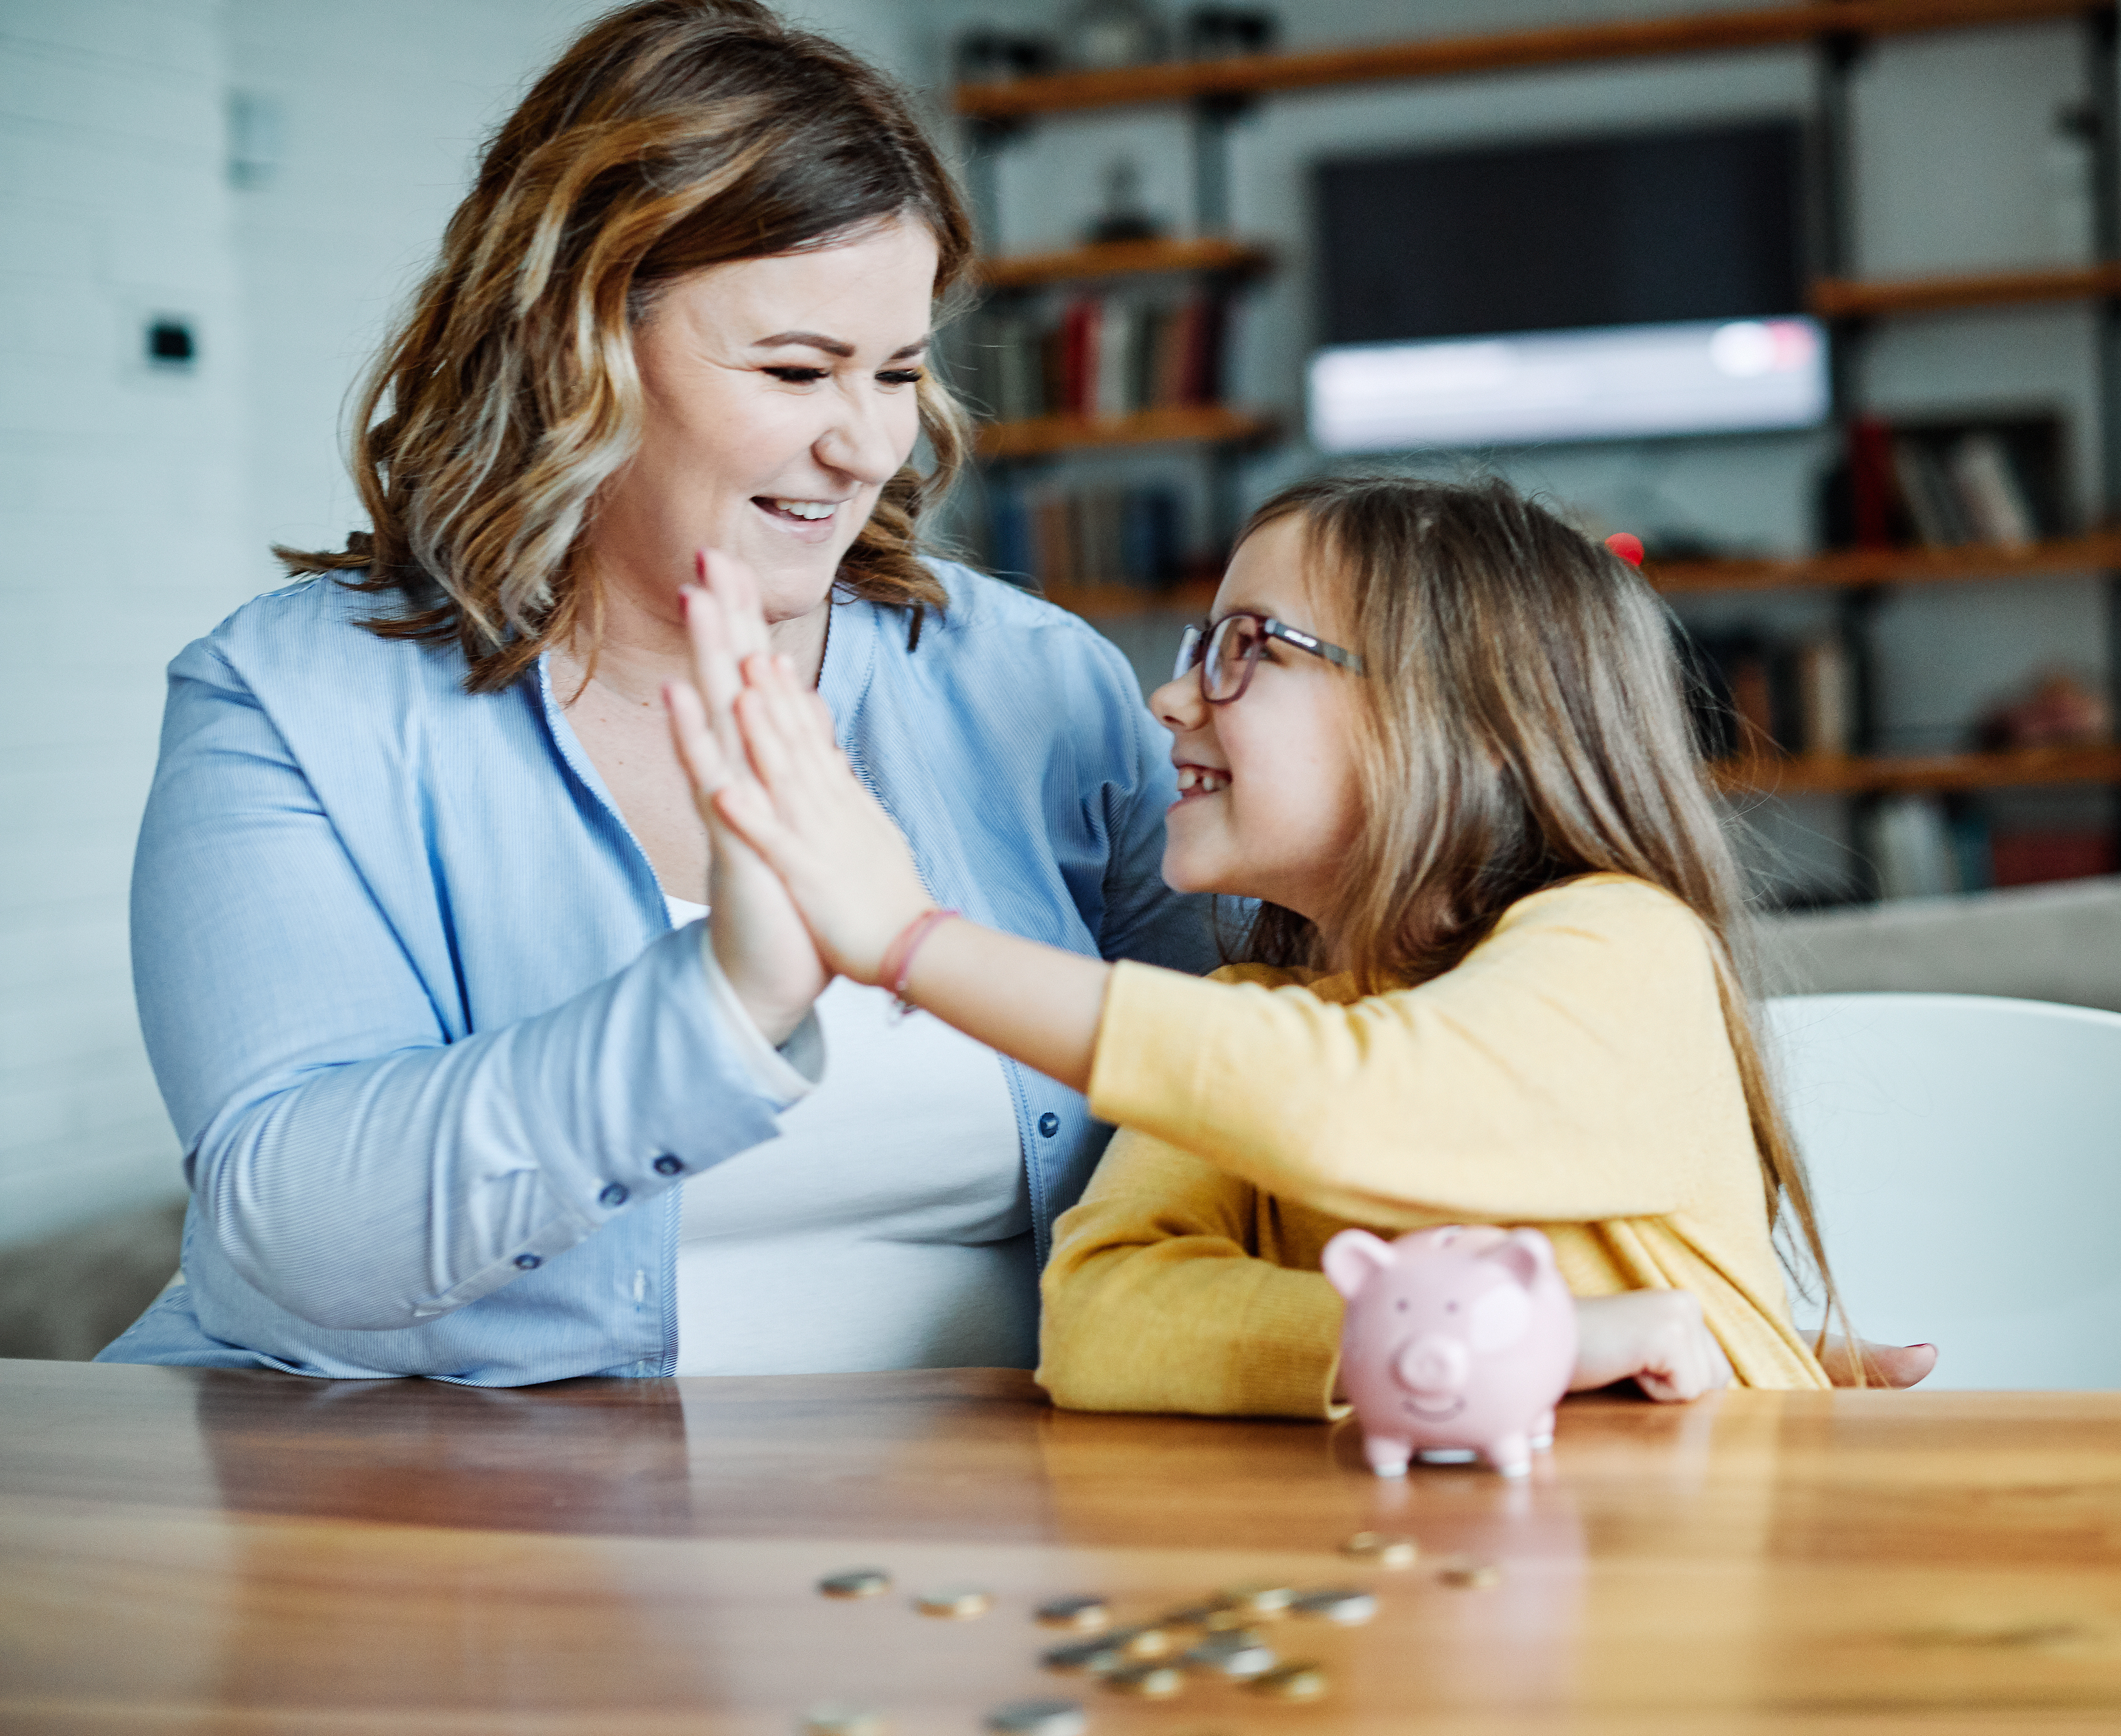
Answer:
[{"left": 665, "top": 896, "right": 1034, "bottom": 1375}]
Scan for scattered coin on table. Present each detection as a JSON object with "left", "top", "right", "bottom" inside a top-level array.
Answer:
[
  {"left": 1181, "top": 1629, "right": 1277, "bottom": 1678},
  {"left": 1217, "top": 1582, "right": 1295, "bottom": 1616},
  {"left": 1440, "top": 1560, "right": 1502, "bottom": 1589},
  {"left": 1341, "top": 1531, "right": 1419, "bottom": 1567},
  {"left": 1291, "top": 1587, "right": 1378, "bottom": 1624},
  {"left": 1244, "top": 1662, "right": 1329, "bottom": 1701},
  {"left": 915, "top": 1585, "right": 993, "bottom": 1619},
  {"left": 817, "top": 1568, "right": 891, "bottom": 1599},
  {"left": 1161, "top": 1601, "right": 1248, "bottom": 1632},
  {"left": 1042, "top": 1636, "right": 1127, "bottom": 1674},
  {"left": 1104, "top": 1662, "right": 1185, "bottom": 1698},
  {"left": 800, "top": 1702, "right": 891, "bottom": 1735},
  {"left": 983, "top": 1698, "right": 1088, "bottom": 1736},
  {"left": 1035, "top": 1595, "right": 1110, "bottom": 1630}
]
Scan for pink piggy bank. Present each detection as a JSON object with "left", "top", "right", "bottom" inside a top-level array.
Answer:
[{"left": 1322, "top": 1225, "right": 1577, "bottom": 1479}]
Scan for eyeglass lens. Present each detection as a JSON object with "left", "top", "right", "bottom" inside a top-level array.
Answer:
[{"left": 1173, "top": 615, "right": 1267, "bottom": 702}]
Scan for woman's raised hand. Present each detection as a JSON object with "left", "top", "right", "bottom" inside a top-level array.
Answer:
[
  {"left": 665, "top": 550, "right": 828, "bottom": 1042},
  {"left": 670, "top": 554, "right": 933, "bottom": 987}
]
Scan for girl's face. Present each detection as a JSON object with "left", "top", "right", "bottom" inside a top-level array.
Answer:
[
  {"left": 591, "top": 215, "right": 938, "bottom": 625},
  {"left": 1149, "top": 514, "right": 1368, "bottom": 931}
]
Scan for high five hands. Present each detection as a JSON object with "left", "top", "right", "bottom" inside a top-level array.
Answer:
[{"left": 665, "top": 551, "right": 935, "bottom": 989}]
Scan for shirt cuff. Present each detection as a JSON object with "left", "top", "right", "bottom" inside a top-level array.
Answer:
[{"left": 695, "top": 925, "right": 823, "bottom": 1105}]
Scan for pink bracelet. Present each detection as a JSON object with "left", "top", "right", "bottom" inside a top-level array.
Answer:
[{"left": 878, "top": 907, "right": 960, "bottom": 1013}]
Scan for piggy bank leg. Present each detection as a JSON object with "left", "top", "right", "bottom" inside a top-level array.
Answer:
[
  {"left": 1362, "top": 1431, "right": 1413, "bottom": 1479},
  {"left": 1483, "top": 1432, "right": 1533, "bottom": 1478},
  {"left": 1529, "top": 1409, "right": 1556, "bottom": 1451}
]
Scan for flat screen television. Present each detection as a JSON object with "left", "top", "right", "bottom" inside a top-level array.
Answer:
[{"left": 1307, "top": 120, "right": 1828, "bottom": 451}]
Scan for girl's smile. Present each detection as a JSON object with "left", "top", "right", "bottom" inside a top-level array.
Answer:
[{"left": 1150, "top": 515, "right": 1367, "bottom": 927}]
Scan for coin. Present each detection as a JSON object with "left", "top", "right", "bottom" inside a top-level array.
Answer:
[
  {"left": 1245, "top": 1662, "right": 1329, "bottom": 1701},
  {"left": 984, "top": 1699, "right": 1087, "bottom": 1736},
  {"left": 1217, "top": 1582, "right": 1295, "bottom": 1616},
  {"left": 1035, "top": 1595, "right": 1111, "bottom": 1631},
  {"left": 1440, "top": 1560, "right": 1502, "bottom": 1589},
  {"left": 1291, "top": 1587, "right": 1378, "bottom": 1624},
  {"left": 1117, "top": 1624, "right": 1175, "bottom": 1657},
  {"left": 1161, "top": 1602, "right": 1250, "bottom": 1632},
  {"left": 1042, "top": 1636, "right": 1127, "bottom": 1674},
  {"left": 818, "top": 1568, "right": 891, "bottom": 1599},
  {"left": 916, "top": 1585, "right": 993, "bottom": 1619},
  {"left": 801, "top": 1703, "right": 890, "bottom": 1735},
  {"left": 1340, "top": 1531, "right": 1419, "bottom": 1568},
  {"left": 1181, "top": 1630, "right": 1277, "bottom": 1678},
  {"left": 1104, "top": 1662, "right": 1185, "bottom": 1698}
]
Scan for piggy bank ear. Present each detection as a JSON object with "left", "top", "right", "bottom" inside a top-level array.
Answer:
[
  {"left": 1321, "top": 1229, "right": 1398, "bottom": 1302},
  {"left": 1486, "top": 1228, "right": 1556, "bottom": 1293}
]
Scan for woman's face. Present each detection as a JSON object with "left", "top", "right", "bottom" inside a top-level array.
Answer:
[
  {"left": 1149, "top": 515, "right": 1368, "bottom": 929},
  {"left": 595, "top": 214, "right": 939, "bottom": 625}
]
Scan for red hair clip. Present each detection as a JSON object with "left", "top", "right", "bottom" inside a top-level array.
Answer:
[{"left": 1604, "top": 532, "right": 1645, "bottom": 567}]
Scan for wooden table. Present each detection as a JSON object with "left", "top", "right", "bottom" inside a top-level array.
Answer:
[{"left": 3, "top": 1360, "right": 2117, "bottom": 1733}]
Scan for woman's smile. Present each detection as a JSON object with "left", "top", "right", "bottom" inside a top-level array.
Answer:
[{"left": 752, "top": 494, "right": 847, "bottom": 542}]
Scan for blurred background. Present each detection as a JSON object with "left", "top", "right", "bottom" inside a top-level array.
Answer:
[{"left": 5, "top": 0, "right": 2119, "bottom": 1355}]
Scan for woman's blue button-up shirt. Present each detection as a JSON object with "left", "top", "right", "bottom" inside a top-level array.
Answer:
[{"left": 98, "top": 563, "right": 1213, "bottom": 1384}]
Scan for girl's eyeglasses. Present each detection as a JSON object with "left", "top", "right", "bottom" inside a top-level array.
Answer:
[{"left": 1172, "top": 611, "right": 1364, "bottom": 705}]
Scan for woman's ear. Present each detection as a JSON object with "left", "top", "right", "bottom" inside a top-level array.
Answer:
[{"left": 1322, "top": 1228, "right": 1397, "bottom": 1301}]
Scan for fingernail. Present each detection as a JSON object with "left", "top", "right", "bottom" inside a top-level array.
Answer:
[
  {"left": 1907, "top": 1344, "right": 1935, "bottom": 1352},
  {"left": 694, "top": 550, "right": 709, "bottom": 579}
]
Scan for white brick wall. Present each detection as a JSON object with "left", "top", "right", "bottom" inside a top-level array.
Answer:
[
  {"left": 0, "top": 0, "right": 948, "bottom": 1253},
  {"left": 0, "top": 0, "right": 249, "bottom": 1248}
]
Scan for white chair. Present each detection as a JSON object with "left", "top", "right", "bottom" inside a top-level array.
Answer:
[{"left": 1761, "top": 992, "right": 2121, "bottom": 1390}]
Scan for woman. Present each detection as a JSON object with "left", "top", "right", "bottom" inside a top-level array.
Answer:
[{"left": 99, "top": 0, "right": 1211, "bottom": 1384}]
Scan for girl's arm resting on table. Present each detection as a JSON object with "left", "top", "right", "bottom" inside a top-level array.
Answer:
[
  {"left": 1039, "top": 1134, "right": 1345, "bottom": 1417},
  {"left": 136, "top": 646, "right": 812, "bottom": 1334}
]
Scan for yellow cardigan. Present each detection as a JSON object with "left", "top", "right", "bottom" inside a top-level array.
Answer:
[{"left": 1038, "top": 875, "right": 1828, "bottom": 1416}]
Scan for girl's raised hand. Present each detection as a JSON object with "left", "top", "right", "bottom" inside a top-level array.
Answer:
[
  {"left": 664, "top": 550, "right": 827, "bottom": 1041},
  {"left": 711, "top": 649, "right": 935, "bottom": 985}
]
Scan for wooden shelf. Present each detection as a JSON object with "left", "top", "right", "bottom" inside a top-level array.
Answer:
[
  {"left": 976, "top": 237, "right": 1273, "bottom": 291},
  {"left": 976, "top": 405, "right": 1276, "bottom": 460},
  {"left": 955, "top": 0, "right": 2104, "bottom": 120},
  {"left": 1713, "top": 744, "right": 2121, "bottom": 794},
  {"left": 1648, "top": 531, "right": 2121, "bottom": 595},
  {"left": 1812, "top": 262, "right": 2121, "bottom": 319},
  {"left": 1037, "top": 579, "right": 1219, "bottom": 618}
]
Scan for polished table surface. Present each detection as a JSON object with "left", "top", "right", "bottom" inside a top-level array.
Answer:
[{"left": 2, "top": 1359, "right": 2118, "bottom": 1734}]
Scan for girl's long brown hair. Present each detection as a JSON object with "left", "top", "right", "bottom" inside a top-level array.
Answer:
[
  {"left": 1237, "top": 474, "right": 1845, "bottom": 1343},
  {"left": 278, "top": 0, "right": 974, "bottom": 694}
]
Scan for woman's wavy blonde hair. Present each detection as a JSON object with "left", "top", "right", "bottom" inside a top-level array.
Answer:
[
  {"left": 1232, "top": 474, "right": 1847, "bottom": 1350},
  {"left": 279, "top": 0, "right": 974, "bottom": 693}
]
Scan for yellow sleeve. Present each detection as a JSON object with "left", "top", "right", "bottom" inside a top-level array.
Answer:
[
  {"left": 1086, "top": 878, "right": 1752, "bottom": 1228},
  {"left": 1037, "top": 1125, "right": 1345, "bottom": 1418}
]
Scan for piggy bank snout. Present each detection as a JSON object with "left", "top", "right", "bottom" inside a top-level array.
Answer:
[{"left": 1393, "top": 1332, "right": 1470, "bottom": 1394}]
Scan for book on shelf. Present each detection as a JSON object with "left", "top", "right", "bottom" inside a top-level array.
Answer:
[
  {"left": 1677, "top": 626, "right": 1852, "bottom": 761},
  {"left": 987, "top": 479, "right": 1184, "bottom": 592},
  {"left": 1863, "top": 794, "right": 1960, "bottom": 900},
  {"left": 1821, "top": 411, "right": 2067, "bottom": 552},
  {"left": 962, "top": 287, "right": 1233, "bottom": 424}
]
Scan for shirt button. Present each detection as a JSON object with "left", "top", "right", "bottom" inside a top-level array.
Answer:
[
  {"left": 1037, "top": 1112, "right": 1060, "bottom": 1138},
  {"left": 653, "top": 1155, "right": 684, "bottom": 1176},
  {"left": 599, "top": 1182, "right": 629, "bottom": 1208},
  {"left": 514, "top": 1253, "right": 542, "bottom": 1270}
]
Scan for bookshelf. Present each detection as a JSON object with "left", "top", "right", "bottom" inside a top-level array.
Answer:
[
  {"left": 975, "top": 405, "right": 1276, "bottom": 462},
  {"left": 953, "top": 0, "right": 2100, "bottom": 121},
  {"left": 1714, "top": 745, "right": 2121, "bottom": 795},
  {"left": 1811, "top": 262, "right": 2121, "bottom": 319},
  {"left": 959, "top": 2, "right": 2121, "bottom": 893},
  {"left": 975, "top": 237, "right": 1272, "bottom": 292},
  {"left": 1647, "top": 531, "right": 2121, "bottom": 595}
]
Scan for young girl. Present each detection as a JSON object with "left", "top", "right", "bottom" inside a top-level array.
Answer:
[{"left": 673, "top": 475, "right": 1917, "bottom": 1409}]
